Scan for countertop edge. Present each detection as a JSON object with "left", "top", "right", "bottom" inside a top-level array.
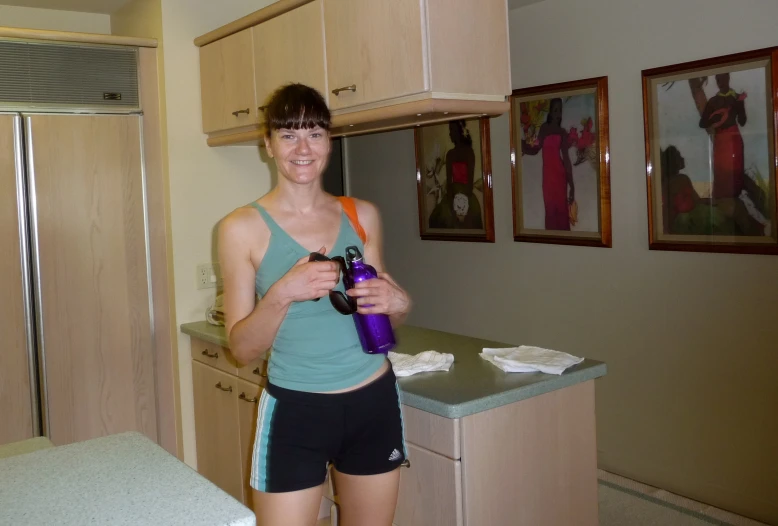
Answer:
[
  {"left": 181, "top": 322, "right": 228, "bottom": 347},
  {"left": 399, "top": 362, "right": 608, "bottom": 419}
]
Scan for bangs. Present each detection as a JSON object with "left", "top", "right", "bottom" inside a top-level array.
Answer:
[{"left": 263, "top": 83, "right": 331, "bottom": 136}]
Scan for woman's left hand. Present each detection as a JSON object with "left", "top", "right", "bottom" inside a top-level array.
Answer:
[{"left": 346, "top": 273, "right": 410, "bottom": 316}]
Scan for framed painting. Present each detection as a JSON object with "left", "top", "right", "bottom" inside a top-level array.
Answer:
[
  {"left": 642, "top": 47, "right": 778, "bottom": 254},
  {"left": 510, "top": 77, "right": 612, "bottom": 247},
  {"left": 414, "top": 117, "right": 495, "bottom": 242}
]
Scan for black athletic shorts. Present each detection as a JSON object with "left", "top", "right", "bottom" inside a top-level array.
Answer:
[{"left": 249, "top": 367, "right": 407, "bottom": 493}]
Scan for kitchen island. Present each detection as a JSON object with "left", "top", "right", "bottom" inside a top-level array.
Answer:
[
  {"left": 0, "top": 431, "right": 255, "bottom": 526},
  {"left": 182, "top": 321, "right": 607, "bottom": 526}
]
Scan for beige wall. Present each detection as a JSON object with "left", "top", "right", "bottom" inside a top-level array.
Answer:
[
  {"left": 160, "top": 0, "right": 273, "bottom": 467},
  {"left": 0, "top": 5, "right": 110, "bottom": 32},
  {"left": 345, "top": 0, "right": 778, "bottom": 523}
]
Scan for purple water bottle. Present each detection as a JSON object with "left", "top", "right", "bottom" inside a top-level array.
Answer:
[{"left": 343, "top": 246, "right": 396, "bottom": 355}]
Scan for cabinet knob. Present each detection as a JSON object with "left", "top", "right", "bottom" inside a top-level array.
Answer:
[
  {"left": 202, "top": 349, "right": 219, "bottom": 359},
  {"left": 214, "top": 381, "right": 233, "bottom": 392},
  {"left": 239, "top": 392, "right": 258, "bottom": 404},
  {"left": 401, "top": 459, "right": 411, "bottom": 468},
  {"left": 332, "top": 84, "right": 357, "bottom": 96},
  {"left": 253, "top": 367, "right": 268, "bottom": 378},
  {"left": 232, "top": 108, "right": 250, "bottom": 117}
]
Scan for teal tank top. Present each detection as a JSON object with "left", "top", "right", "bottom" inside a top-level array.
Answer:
[{"left": 249, "top": 202, "right": 385, "bottom": 392}]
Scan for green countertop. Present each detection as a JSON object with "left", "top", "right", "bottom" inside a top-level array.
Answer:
[
  {"left": 181, "top": 321, "right": 606, "bottom": 419},
  {"left": 0, "top": 432, "right": 254, "bottom": 525}
]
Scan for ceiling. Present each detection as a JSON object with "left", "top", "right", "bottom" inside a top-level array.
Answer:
[
  {"left": 0, "top": 0, "right": 131, "bottom": 14},
  {"left": 508, "top": 0, "right": 544, "bottom": 9}
]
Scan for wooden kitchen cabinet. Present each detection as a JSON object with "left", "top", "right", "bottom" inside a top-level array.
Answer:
[
  {"left": 184, "top": 323, "right": 605, "bottom": 526},
  {"left": 253, "top": 0, "right": 327, "bottom": 108},
  {"left": 191, "top": 338, "right": 270, "bottom": 510},
  {"left": 237, "top": 379, "right": 263, "bottom": 509},
  {"left": 199, "top": 28, "right": 258, "bottom": 135},
  {"left": 191, "top": 361, "right": 244, "bottom": 502},
  {"left": 395, "top": 444, "right": 463, "bottom": 526},
  {"left": 194, "top": 0, "right": 512, "bottom": 144},
  {"left": 322, "top": 0, "right": 426, "bottom": 110}
]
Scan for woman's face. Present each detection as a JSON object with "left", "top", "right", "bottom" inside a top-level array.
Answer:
[
  {"left": 264, "top": 126, "right": 331, "bottom": 185},
  {"left": 550, "top": 102, "right": 562, "bottom": 124},
  {"left": 449, "top": 122, "right": 463, "bottom": 144}
]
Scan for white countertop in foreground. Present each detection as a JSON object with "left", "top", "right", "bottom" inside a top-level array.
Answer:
[{"left": 0, "top": 432, "right": 254, "bottom": 526}]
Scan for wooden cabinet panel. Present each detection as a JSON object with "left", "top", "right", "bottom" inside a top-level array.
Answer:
[
  {"left": 253, "top": 0, "right": 327, "bottom": 107},
  {"left": 323, "top": 0, "right": 426, "bottom": 110},
  {"left": 29, "top": 115, "right": 156, "bottom": 447},
  {"left": 402, "top": 405, "right": 460, "bottom": 460},
  {"left": 460, "top": 381, "right": 598, "bottom": 526},
  {"left": 191, "top": 338, "right": 240, "bottom": 377},
  {"left": 426, "top": 0, "right": 511, "bottom": 97},
  {"left": 199, "top": 28, "right": 257, "bottom": 134},
  {"left": 394, "top": 443, "right": 463, "bottom": 526},
  {"left": 237, "top": 355, "right": 268, "bottom": 385},
  {"left": 192, "top": 362, "right": 243, "bottom": 502},
  {"left": 237, "top": 379, "right": 262, "bottom": 509},
  {"left": 0, "top": 115, "right": 34, "bottom": 445}
]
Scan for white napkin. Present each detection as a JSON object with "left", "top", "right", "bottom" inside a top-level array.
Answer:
[
  {"left": 388, "top": 351, "right": 454, "bottom": 377},
  {"left": 480, "top": 346, "right": 583, "bottom": 375}
]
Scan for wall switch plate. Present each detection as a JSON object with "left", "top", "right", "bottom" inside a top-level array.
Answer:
[{"left": 196, "top": 263, "right": 221, "bottom": 290}]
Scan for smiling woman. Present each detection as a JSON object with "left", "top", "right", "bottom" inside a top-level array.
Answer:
[{"left": 217, "top": 83, "right": 412, "bottom": 526}]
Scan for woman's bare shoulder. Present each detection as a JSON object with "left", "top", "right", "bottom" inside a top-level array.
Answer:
[
  {"left": 218, "top": 203, "right": 270, "bottom": 250},
  {"left": 351, "top": 197, "right": 380, "bottom": 220}
]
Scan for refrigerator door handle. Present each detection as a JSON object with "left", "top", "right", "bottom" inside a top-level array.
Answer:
[
  {"left": 13, "top": 114, "right": 41, "bottom": 438},
  {"left": 23, "top": 116, "right": 50, "bottom": 439}
]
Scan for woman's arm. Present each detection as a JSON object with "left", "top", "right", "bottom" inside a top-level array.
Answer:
[
  {"left": 561, "top": 131, "right": 575, "bottom": 203},
  {"left": 218, "top": 211, "right": 339, "bottom": 364},
  {"left": 735, "top": 97, "right": 747, "bottom": 126},
  {"left": 522, "top": 124, "right": 547, "bottom": 155},
  {"left": 218, "top": 212, "right": 290, "bottom": 364},
  {"left": 699, "top": 98, "right": 719, "bottom": 128},
  {"left": 349, "top": 200, "right": 412, "bottom": 327}
]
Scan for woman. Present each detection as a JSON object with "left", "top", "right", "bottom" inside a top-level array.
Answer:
[
  {"left": 428, "top": 120, "right": 483, "bottom": 229},
  {"left": 218, "top": 83, "right": 412, "bottom": 526},
  {"left": 699, "top": 73, "right": 747, "bottom": 200},
  {"left": 522, "top": 98, "right": 575, "bottom": 231}
]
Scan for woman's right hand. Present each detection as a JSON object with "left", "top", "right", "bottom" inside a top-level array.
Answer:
[{"left": 269, "top": 248, "right": 340, "bottom": 305}]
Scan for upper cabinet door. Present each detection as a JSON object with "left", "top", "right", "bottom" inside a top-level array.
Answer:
[
  {"left": 253, "top": 0, "right": 327, "bottom": 109},
  {"left": 199, "top": 28, "right": 257, "bottom": 134},
  {"left": 323, "top": 0, "right": 427, "bottom": 110}
]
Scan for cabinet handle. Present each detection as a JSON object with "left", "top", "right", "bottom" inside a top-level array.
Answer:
[
  {"left": 401, "top": 459, "right": 411, "bottom": 468},
  {"left": 239, "top": 392, "right": 258, "bottom": 404},
  {"left": 252, "top": 367, "right": 268, "bottom": 378},
  {"left": 332, "top": 84, "right": 357, "bottom": 96},
  {"left": 232, "top": 108, "right": 250, "bottom": 117},
  {"left": 258, "top": 105, "right": 267, "bottom": 112},
  {"left": 215, "top": 382, "right": 233, "bottom": 392},
  {"left": 202, "top": 349, "right": 219, "bottom": 359}
]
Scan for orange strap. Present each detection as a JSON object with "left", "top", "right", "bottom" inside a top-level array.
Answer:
[{"left": 337, "top": 196, "right": 367, "bottom": 245}]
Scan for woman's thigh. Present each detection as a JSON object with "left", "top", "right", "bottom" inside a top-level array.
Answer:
[
  {"left": 332, "top": 468, "right": 401, "bottom": 526},
  {"left": 253, "top": 485, "right": 323, "bottom": 526}
]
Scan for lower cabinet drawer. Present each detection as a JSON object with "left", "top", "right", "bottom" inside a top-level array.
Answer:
[
  {"left": 190, "top": 337, "right": 239, "bottom": 376},
  {"left": 394, "top": 443, "right": 463, "bottom": 526}
]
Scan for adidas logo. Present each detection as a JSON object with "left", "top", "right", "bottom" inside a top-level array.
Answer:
[{"left": 388, "top": 449, "right": 402, "bottom": 462}]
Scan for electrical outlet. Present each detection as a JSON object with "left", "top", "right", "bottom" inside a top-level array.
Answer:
[{"left": 196, "top": 263, "right": 220, "bottom": 290}]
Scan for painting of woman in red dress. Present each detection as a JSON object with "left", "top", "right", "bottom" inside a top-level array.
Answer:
[
  {"left": 521, "top": 98, "right": 575, "bottom": 231},
  {"left": 699, "top": 73, "right": 747, "bottom": 199}
]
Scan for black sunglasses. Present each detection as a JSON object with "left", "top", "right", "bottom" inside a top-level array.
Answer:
[{"left": 309, "top": 252, "right": 358, "bottom": 315}]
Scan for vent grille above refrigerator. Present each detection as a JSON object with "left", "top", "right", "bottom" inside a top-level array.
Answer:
[{"left": 0, "top": 40, "right": 139, "bottom": 111}]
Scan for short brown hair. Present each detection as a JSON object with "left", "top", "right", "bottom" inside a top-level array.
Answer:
[{"left": 262, "top": 83, "right": 331, "bottom": 137}]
